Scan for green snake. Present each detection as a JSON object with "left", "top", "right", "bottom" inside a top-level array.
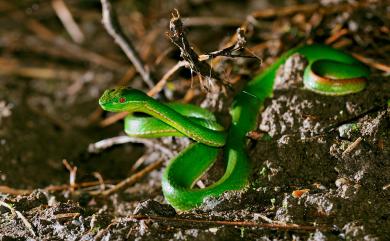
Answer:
[{"left": 99, "top": 44, "right": 370, "bottom": 210}]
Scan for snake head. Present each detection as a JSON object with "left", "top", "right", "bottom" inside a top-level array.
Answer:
[{"left": 99, "top": 87, "right": 148, "bottom": 112}]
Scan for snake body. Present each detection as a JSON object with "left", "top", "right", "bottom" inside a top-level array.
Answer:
[{"left": 99, "top": 44, "right": 369, "bottom": 210}]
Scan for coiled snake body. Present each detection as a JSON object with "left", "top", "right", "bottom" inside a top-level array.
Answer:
[{"left": 99, "top": 44, "right": 369, "bottom": 210}]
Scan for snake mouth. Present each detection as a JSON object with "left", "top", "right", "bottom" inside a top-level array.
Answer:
[
  {"left": 98, "top": 96, "right": 111, "bottom": 106},
  {"left": 99, "top": 101, "right": 111, "bottom": 111},
  {"left": 98, "top": 101, "right": 112, "bottom": 112},
  {"left": 98, "top": 89, "right": 123, "bottom": 112},
  {"left": 99, "top": 99, "right": 123, "bottom": 112}
]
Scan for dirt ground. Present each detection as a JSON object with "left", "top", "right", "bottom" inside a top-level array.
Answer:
[{"left": 0, "top": 0, "right": 389, "bottom": 240}]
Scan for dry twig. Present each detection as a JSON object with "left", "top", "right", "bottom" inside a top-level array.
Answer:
[
  {"left": 0, "top": 65, "right": 75, "bottom": 80},
  {"left": 44, "top": 180, "right": 116, "bottom": 192},
  {"left": 0, "top": 201, "right": 36, "bottom": 237},
  {"left": 0, "top": 181, "right": 117, "bottom": 195},
  {"left": 62, "top": 159, "right": 78, "bottom": 192},
  {"left": 199, "top": 28, "right": 257, "bottom": 61},
  {"left": 92, "top": 172, "right": 106, "bottom": 192},
  {"left": 126, "top": 215, "right": 331, "bottom": 232},
  {"left": 130, "top": 154, "right": 147, "bottom": 172},
  {"left": 0, "top": 186, "right": 31, "bottom": 195},
  {"left": 147, "top": 61, "right": 188, "bottom": 97},
  {"left": 182, "top": 16, "right": 242, "bottom": 27},
  {"left": 325, "top": 28, "right": 348, "bottom": 45},
  {"left": 55, "top": 212, "right": 81, "bottom": 221},
  {"left": 88, "top": 135, "right": 174, "bottom": 158},
  {"left": 99, "top": 112, "right": 128, "bottom": 127},
  {"left": 342, "top": 137, "right": 363, "bottom": 157},
  {"left": 51, "top": 0, "right": 85, "bottom": 43},
  {"left": 25, "top": 19, "right": 124, "bottom": 71},
  {"left": 100, "top": 0, "right": 154, "bottom": 88},
  {"left": 351, "top": 53, "right": 390, "bottom": 73},
  {"left": 167, "top": 9, "right": 225, "bottom": 91},
  {"left": 91, "top": 159, "right": 164, "bottom": 196}
]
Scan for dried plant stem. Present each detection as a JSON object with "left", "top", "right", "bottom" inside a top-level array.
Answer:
[
  {"left": 90, "top": 159, "right": 164, "bottom": 196},
  {"left": 100, "top": 0, "right": 154, "bottom": 88},
  {"left": 126, "top": 215, "right": 331, "bottom": 232},
  {"left": 88, "top": 135, "right": 174, "bottom": 158},
  {"left": 0, "top": 201, "right": 36, "bottom": 237},
  {"left": 51, "top": 0, "right": 85, "bottom": 43}
]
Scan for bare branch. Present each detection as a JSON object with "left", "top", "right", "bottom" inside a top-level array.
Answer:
[
  {"left": 90, "top": 159, "right": 164, "bottom": 196},
  {"left": 147, "top": 61, "right": 188, "bottom": 97},
  {"left": 0, "top": 201, "right": 36, "bottom": 237},
  {"left": 198, "top": 28, "right": 252, "bottom": 60},
  {"left": 167, "top": 9, "right": 226, "bottom": 91},
  {"left": 125, "top": 215, "right": 332, "bottom": 232},
  {"left": 51, "top": 0, "right": 85, "bottom": 44},
  {"left": 100, "top": 0, "right": 154, "bottom": 88},
  {"left": 88, "top": 135, "right": 174, "bottom": 158}
]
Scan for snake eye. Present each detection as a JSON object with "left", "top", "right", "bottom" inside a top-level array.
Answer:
[{"left": 119, "top": 97, "right": 126, "bottom": 103}]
